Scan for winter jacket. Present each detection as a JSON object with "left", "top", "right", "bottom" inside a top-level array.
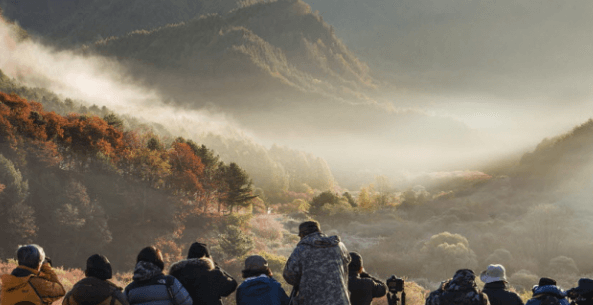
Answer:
[
  {"left": 169, "top": 257, "right": 237, "bottom": 305},
  {"left": 283, "top": 232, "right": 351, "bottom": 305},
  {"left": 63, "top": 277, "right": 129, "bottom": 305},
  {"left": 124, "top": 262, "right": 192, "bottom": 305},
  {"left": 425, "top": 269, "right": 490, "bottom": 305},
  {"left": 235, "top": 275, "right": 290, "bottom": 305},
  {"left": 525, "top": 285, "right": 570, "bottom": 305},
  {"left": 0, "top": 263, "right": 66, "bottom": 305},
  {"left": 482, "top": 281, "right": 524, "bottom": 305},
  {"left": 348, "top": 272, "right": 387, "bottom": 305}
]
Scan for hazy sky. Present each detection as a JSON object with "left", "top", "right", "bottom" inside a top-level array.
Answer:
[{"left": 309, "top": 0, "right": 593, "bottom": 141}]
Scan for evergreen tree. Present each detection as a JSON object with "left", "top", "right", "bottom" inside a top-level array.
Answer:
[
  {"left": 221, "top": 163, "right": 256, "bottom": 213},
  {"left": 218, "top": 225, "right": 254, "bottom": 259}
]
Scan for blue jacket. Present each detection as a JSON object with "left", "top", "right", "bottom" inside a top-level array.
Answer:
[
  {"left": 236, "top": 276, "right": 290, "bottom": 305},
  {"left": 525, "top": 285, "right": 570, "bottom": 305},
  {"left": 125, "top": 262, "right": 192, "bottom": 305}
]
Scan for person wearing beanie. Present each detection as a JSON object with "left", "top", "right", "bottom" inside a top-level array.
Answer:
[
  {"left": 567, "top": 278, "right": 593, "bottom": 305},
  {"left": 480, "top": 264, "right": 523, "bottom": 305},
  {"left": 124, "top": 246, "right": 192, "bottom": 305},
  {"left": 62, "top": 254, "right": 129, "bottom": 305},
  {"left": 283, "top": 220, "right": 351, "bottom": 305},
  {"left": 347, "top": 252, "right": 386, "bottom": 305},
  {"left": 425, "top": 269, "right": 490, "bottom": 305},
  {"left": 525, "top": 277, "right": 570, "bottom": 305},
  {"left": 169, "top": 242, "right": 237, "bottom": 305},
  {"left": 235, "top": 255, "right": 290, "bottom": 305},
  {"left": 1, "top": 244, "right": 65, "bottom": 305}
]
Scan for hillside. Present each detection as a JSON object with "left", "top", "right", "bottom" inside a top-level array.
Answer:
[
  {"left": 82, "top": 0, "right": 374, "bottom": 109},
  {"left": 0, "top": 0, "right": 262, "bottom": 45}
]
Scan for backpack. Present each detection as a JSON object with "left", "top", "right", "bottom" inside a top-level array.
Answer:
[
  {"left": 125, "top": 275, "right": 178, "bottom": 305},
  {"left": 4, "top": 276, "right": 43, "bottom": 305},
  {"left": 540, "top": 295, "right": 562, "bottom": 305}
]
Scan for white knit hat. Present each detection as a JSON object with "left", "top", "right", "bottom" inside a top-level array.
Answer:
[{"left": 480, "top": 264, "right": 507, "bottom": 284}]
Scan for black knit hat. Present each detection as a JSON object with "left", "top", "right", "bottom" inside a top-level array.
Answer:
[
  {"left": 188, "top": 242, "right": 210, "bottom": 259},
  {"left": 85, "top": 254, "right": 112, "bottom": 280},
  {"left": 298, "top": 221, "right": 321, "bottom": 238},
  {"left": 349, "top": 252, "right": 363, "bottom": 273},
  {"left": 538, "top": 277, "right": 557, "bottom": 287},
  {"left": 137, "top": 246, "right": 165, "bottom": 271}
]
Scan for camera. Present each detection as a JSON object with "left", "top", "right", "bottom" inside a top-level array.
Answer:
[{"left": 387, "top": 275, "right": 404, "bottom": 293}]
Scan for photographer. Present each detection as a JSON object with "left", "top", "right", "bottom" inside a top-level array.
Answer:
[
  {"left": 480, "top": 264, "right": 523, "bottom": 305},
  {"left": 348, "top": 252, "right": 386, "bottom": 305},
  {"left": 0, "top": 244, "right": 66, "bottom": 305},
  {"left": 425, "top": 269, "right": 489, "bottom": 305},
  {"left": 567, "top": 278, "right": 593, "bottom": 305},
  {"left": 525, "top": 277, "right": 569, "bottom": 305}
]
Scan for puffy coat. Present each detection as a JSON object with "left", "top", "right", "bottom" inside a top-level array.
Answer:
[
  {"left": 124, "top": 262, "right": 192, "bottom": 305},
  {"left": 525, "top": 285, "right": 570, "bottom": 305},
  {"left": 0, "top": 263, "right": 66, "bottom": 305},
  {"left": 425, "top": 269, "right": 489, "bottom": 305},
  {"left": 235, "top": 275, "right": 290, "bottom": 305},
  {"left": 63, "top": 277, "right": 128, "bottom": 305},
  {"left": 482, "top": 281, "right": 524, "bottom": 305},
  {"left": 283, "top": 232, "right": 351, "bottom": 305},
  {"left": 348, "top": 272, "right": 387, "bottom": 305},
  {"left": 169, "top": 257, "right": 237, "bottom": 305}
]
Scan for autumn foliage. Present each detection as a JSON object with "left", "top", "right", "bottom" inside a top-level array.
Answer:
[{"left": 0, "top": 92, "right": 254, "bottom": 270}]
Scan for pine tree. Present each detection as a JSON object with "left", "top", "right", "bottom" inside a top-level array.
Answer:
[{"left": 218, "top": 225, "right": 254, "bottom": 259}]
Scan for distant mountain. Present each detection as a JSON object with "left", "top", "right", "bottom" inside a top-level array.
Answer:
[
  {"left": 0, "top": 0, "right": 262, "bottom": 45},
  {"left": 83, "top": 0, "right": 374, "bottom": 109}
]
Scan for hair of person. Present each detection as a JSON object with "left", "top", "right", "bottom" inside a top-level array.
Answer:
[
  {"left": 298, "top": 220, "right": 321, "bottom": 238},
  {"left": 85, "top": 254, "right": 113, "bottom": 280},
  {"left": 349, "top": 252, "right": 363, "bottom": 274},
  {"left": 16, "top": 244, "right": 45, "bottom": 269},
  {"left": 187, "top": 242, "right": 210, "bottom": 259},
  {"left": 137, "top": 246, "right": 165, "bottom": 271},
  {"left": 242, "top": 267, "right": 272, "bottom": 279}
]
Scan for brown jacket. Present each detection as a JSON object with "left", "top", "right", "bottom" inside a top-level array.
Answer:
[{"left": 1, "top": 263, "right": 66, "bottom": 305}]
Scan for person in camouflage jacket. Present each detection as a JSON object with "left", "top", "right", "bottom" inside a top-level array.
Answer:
[
  {"left": 425, "top": 269, "right": 490, "bottom": 305},
  {"left": 283, "top": 221, "right": 351, "bottom": 305}
]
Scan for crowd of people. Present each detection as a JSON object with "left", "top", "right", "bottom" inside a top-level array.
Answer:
[{"left": 1, "top": 220, "right": 593, "bottom": 305}]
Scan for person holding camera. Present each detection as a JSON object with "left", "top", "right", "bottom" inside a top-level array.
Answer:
[
  {"left": 168, "top": 242, "right": 238, "bottom": 305},
  {"left": 0, "top": 244, "right": 66, "bottom": 305},
  {"left": 566, "top": 278, "right": 593, "bottom": 305},
  {"left": 283, "top": 221, "right": 351, "bottom": 305},
  {"left": 62, "top": 254, "right": 129, "bottom": 305},
  {"left": 235, "top": 255, "right": 290, "bottom": 305},
  {"left": 525, "top": 277, "right": 569, "bottom": 305},
  {"left": 480, "top": 264, "right": 523, "bottom": 305},
  {"left": 347, "top": 252, "right": 386, "bottom": 305},
  {"left": 425, "top": 269, "right": 490, "bottom": 305},
  {"left": 124, "top": 246, "right": 192, "bottom": 305}
]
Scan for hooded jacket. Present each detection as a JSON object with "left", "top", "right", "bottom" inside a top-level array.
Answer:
[
  {"left": 168, "top": 257, "right": 237, "bottom": 305},
  {"left": 283, "top": 232, "right": 351, "bottom": 305},
  {"left": 525, "top": 285, "right": 570, "bottom": 305},
  {"left": 62, "top": 277, "right": 128, "bottom": 305},
  {"left": 425, "top": 269, "right": 490, "bottom": 305},
  {"left": 348, "top": 272, "right": 387, "bottom": 305},
  {"left": 0, "top": 263, "right": 66, "bottom": 305},
  {"left": 482, "top": 281, "right": 524, "bottom": 305},
  {"left": 124, "top": 262, "right": 192, "bottom": 305},
  {"left": 235, "top": 275, "right": 290, "bottom": 305}
]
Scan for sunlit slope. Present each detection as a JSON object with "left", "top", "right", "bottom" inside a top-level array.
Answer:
[
  {"left": 0, "top": 0, "right": 262, "bottom": 45},
  {"left": 515, "top": 119, "right": 593, "bottom": 190},
  {"left": 84, "top": 0, "right": 374, "bottom": 108}
]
